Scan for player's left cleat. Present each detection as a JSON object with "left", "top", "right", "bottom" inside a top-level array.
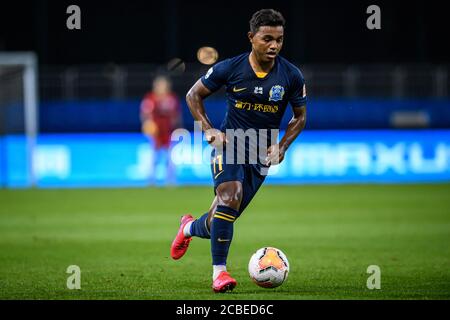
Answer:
[
  {"left": 170, "top": 214, "right": 194, "bottom": 260},
  {"left": 212, "top": 271, "right": 237, "bottom": 293}
]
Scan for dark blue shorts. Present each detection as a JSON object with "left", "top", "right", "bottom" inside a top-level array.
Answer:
[{"left": 211, "top": 148, "right": 266, "bottom": 215}]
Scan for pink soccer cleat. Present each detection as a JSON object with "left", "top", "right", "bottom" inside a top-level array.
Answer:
[
  {"left": 170, "top": 214, "right": 194, "bottom": 260},
  {"left": 212, "top": 271, "right": 237, "bottom": 293}
]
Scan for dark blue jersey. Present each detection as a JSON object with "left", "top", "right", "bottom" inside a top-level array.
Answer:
[
  {"left": 201, "top": 52, "right": 307, "bottom": 171},
  {"left": 201, "top": 52, "right": 307, "bottom": 130}
]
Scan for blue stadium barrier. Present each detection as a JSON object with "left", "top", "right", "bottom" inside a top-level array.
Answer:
[
  {"left": 1, "top": 130, "right": 450, "bottom": 188},
  {"left": 0, "top": 136, "right": 4, "bottom": 186},
  {"left": 37, "top": 99, "right": 450, "bottom": 132}
]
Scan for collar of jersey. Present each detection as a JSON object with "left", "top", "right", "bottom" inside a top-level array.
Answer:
[{"left": 247, "top": 52, "right": 278, "bottom": 81}]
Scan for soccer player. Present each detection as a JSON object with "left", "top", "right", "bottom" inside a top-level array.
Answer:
[
  {"left": 170, "top": 9, "right": 307, "bottom": 292},
  {"left": 140, "top": 75, "right": 181, "bottom": 184}
]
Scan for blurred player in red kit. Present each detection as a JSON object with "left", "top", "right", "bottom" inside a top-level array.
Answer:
[{"left": 140, "top": 75, "right": 182, "bottom": 184}]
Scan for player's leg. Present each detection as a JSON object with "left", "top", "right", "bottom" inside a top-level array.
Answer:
[
  {"left": 183, "top": 195, "right": 218, "bottom": 240},
  {"left": 209, "top": 167, "right": 266, "bottom": 290},
  {"left": 210, "top": 180, "right": 242, "bottom": 292},
  {"left": 161, "top": 135, "right": 176, "bottom": 186},
  {"left": 181, "top": 147, "right": 242, "bottom": 240},
  {"left": 169, "top": 191, "right": 221, "bottom": 260},
  {"left": 151, "top": 125, "right": 161, "bottom": 185},
  {"left": 205, "top": 148, "right": 244, "bottom": 291},
  {"left": 170, "top": 148, "right": 241, "bottom": 260},
  {"left": 170, "top": 213, "right": 195, "bottom": 260},
  {"left": 237, "top": 165, "right": 266, "bottom": 215},
  {"left": 211, "top": 181, "right": 242, "bottom": 266}
]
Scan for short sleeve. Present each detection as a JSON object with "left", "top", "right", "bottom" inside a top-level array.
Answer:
[
  {"left": 289, "top": 68, "right": 307, "bottom": 107},
  {"left": 200, "top": 60, "right": 230, "bottom": 92},
  {"left": 140, "top": 95, "right": 155, "bottom": 115}
]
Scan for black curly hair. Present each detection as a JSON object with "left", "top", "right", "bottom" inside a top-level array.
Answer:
[{"left": 249, "top": 9, "right": 285, "bottom": 34}]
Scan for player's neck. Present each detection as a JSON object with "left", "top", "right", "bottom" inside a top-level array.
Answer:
[
  {"left": 249, "top": 51, "right": 275, "bottom": 73},
  {"left": 154, "top": 92, "right": 170, "bottom": 99}
]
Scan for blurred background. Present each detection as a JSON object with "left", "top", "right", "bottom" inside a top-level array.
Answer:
[{"left": 1, "top": 0, "right": 449, "bottom": 187}]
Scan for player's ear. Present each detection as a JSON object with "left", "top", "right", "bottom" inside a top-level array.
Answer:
[{"left": 248, "top": 32, "right": 254, "bottom": 43}]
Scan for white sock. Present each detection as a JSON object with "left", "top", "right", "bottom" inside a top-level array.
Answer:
[
  {"left": 183, "top": 221, "right": 193, "bottom": 237},
  {"left": 213, "top": 265, "right": 227, "bottom": 281}
]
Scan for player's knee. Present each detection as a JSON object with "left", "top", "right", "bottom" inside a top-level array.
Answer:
[
  {"left": 218, "top": 195, "right": 241, "bottom": 210},
  {"left": 216, "top": 182, "right": 242, "bottom": 210}
]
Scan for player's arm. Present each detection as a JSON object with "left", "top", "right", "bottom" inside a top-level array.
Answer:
[
  {"left": 266, "top": 105, "right": 306, "bottom": 165},
  {"left": 140, "top": 98, "right": 153, "bottom": 122},
  {"left": 186, "top": 79, "right": 227, "bottom": 146},
  {"left": 280, "top": 105, "right": 306, "bottom": 150},
  {"left": 140, "top": 96, "right": 158, "bottom": 136},
  {"left": 266, "top": 67, "right": 307, "bottom": 166}
]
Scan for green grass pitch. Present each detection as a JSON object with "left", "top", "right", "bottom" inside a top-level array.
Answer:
[{"left": 0, "top": 184, "right": 449, "bottom": 300}]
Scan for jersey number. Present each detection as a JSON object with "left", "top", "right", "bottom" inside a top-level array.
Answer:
[{"left": 212, "top": 154, "right": 223, "bottom": 175}]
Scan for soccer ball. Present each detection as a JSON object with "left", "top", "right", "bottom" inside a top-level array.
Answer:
[{"left": 248, "top": 247, "right": 290, "bottom": 288}]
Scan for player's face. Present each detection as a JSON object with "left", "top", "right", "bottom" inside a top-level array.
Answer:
[
  {"left": 153, "top": 78, "right": 170, "bottom": 95},
  {"left": 249, "top": 26, "right": 284, "bottom": 63}
]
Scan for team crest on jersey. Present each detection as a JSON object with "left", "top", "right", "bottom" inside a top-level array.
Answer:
[{"left": 269, "top": 85, "right": 285, "bottom": 102}]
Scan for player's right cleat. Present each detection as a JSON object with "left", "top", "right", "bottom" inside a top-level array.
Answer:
[
  {"left": 170, "top": 214, "right": 194, "bottom": 260},
  {"left": 212, "top": 271, "right": 237, "bottom": 293}
]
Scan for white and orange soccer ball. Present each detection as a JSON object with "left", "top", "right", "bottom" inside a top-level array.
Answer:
[{"left": 248, "top": 247, "right": 290, "bottom": 288}]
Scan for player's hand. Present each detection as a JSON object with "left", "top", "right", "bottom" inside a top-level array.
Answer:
[
  {"left": 142, "top": 120, "right": 158, "bottom": 137},
  {"left": 265, "top": 144, "right": 286, "bottom": 166},
  {"left": 205, "top": 128, "right": 228, "bottom": 148}
]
